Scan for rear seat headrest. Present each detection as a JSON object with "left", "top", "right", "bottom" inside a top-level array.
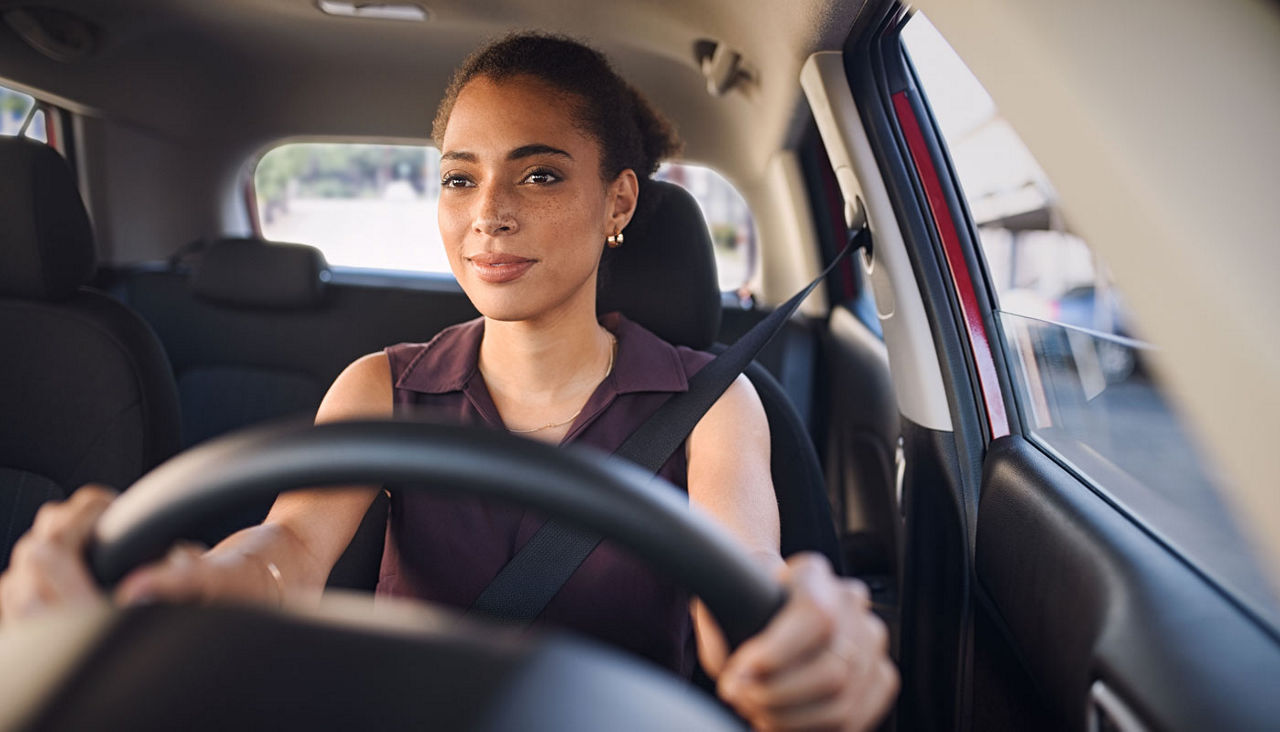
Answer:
[
  {"left": 597, "top": 180, "right": 721, "bottom": 349},
  {"left": 0, "top": 138, "right": 96, "bottom": 301},
  {"left": 191, "top": 238, "right": 329, "bottom": 309}
]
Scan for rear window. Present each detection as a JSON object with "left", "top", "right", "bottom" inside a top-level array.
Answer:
[
  {"left": 1, "top": 84, "right": 47, "bottom": 142},
  {"left": 252, "top": 141, "right": 756, "bottom": 290}
]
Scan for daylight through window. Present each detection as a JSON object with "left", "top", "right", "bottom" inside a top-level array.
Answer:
[
  {"left": 0, "top": 84, "right": 47, "bottom": 142},
  {"left": 254, "top": 142, "right": 756, "bottom": 290},
  {"left": 903, "top": 12, "right": 1279, "bottom": 629}
]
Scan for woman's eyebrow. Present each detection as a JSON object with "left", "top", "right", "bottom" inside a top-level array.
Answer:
[
  {"left": 508, "top": 144, "right": 573, "bottom": 161},
  {"left": 439, "top": 144, "right": 572, "bottom": 163}
]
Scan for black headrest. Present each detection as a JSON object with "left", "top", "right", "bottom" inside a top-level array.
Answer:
[
  {"left": 0, "top": 138, "right": 95, "bottom": 301},
  {"left": 191, "top": 238, "right": 329, "bottom": 309},
  {"left": 598, "top": 180, "right": 721, "bottom": 349}
]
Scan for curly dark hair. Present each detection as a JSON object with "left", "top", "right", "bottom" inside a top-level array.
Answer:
[{"left": 432, "top": 31, "right": 683, "bottom": 183}]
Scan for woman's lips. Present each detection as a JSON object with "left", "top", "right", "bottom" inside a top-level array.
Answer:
[{"left": 467, "top": 253, "right": 536, "bottom": 284}]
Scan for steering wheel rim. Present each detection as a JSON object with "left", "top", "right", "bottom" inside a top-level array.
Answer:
[{"left": 88, "top": 419, "right": 786, "bottom": 649}]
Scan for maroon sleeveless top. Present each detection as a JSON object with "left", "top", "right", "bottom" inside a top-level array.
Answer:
[{"left": 376, "top": 312, "right": 713, "bottom": 676}]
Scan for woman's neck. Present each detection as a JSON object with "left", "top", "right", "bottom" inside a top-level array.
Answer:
[
  {"left": 476, "top": 291, "right": 614, "bottom": 432},
  {"left": 480, "top": 313, "right": 608, "bottom": 389}
]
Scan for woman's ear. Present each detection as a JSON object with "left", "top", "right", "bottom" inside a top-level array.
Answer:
[{"left": 605, "top": 168, "right": 640, "bottom": 235}]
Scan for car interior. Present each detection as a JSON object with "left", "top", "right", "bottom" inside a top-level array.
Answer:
[{"left": 1, "top": 0, "right": 1278, "bottom": 730}]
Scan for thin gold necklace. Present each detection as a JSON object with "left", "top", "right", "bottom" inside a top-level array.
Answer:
[{"left": 507, "top": 333, "right": 617, "bottom": 434}]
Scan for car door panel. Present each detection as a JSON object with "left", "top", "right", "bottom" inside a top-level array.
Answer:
[
  {"left": 821, "top": 303, "right": 900, "bottom": 575},
  {"left": 977, "top": 437, "right": 1280, "bottom": 731},
  {"left": 895, "top": 420, "right": 971, "bottom": 732},
  {"left": 826, "top": 6, "right": 1280, "bottom": 731}
]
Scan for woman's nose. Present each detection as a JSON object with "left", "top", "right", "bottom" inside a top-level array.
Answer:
[{"left": 473, "top": 184, "right": 518, "bottom": 236}]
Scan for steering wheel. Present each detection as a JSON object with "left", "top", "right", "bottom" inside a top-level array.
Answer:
[
  {"left": 89, "top": 419, "right": 786, "bottom": 650},
  {"left": 43, "top": 420, "right": 786, "bottom": 729}
]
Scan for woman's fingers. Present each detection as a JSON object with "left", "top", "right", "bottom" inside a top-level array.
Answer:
[
  {"left": 734, "top": 638, "right": 851, "bottom": 710},
  {"left": 721, "top": 555, "right": 863, "bottom": 685},
  {"left": 764, "top": 655, "right": 899, "bottom": 732},
  {"left": 114, "top": 543, "right": 211, "bottom": 605},
  {"left": 718, "top": 552, "right": 898, "bottom": 732},
  {"left": 1, "top": 485, "right": 281, "bottom": 624},
  {"left": 0, "top": 485, "right": 117, "bottom": 624},
  {"left": 761, "top": 612, "right": 894, "bottom": 729},
  {"left": 115, "top": 541, "right": 285, "bottom": 609},
  {"left": 30, "top": 484, "right": 117, "bottom": 549}
]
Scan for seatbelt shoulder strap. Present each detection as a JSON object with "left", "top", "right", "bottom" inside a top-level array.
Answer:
[{"left": 468, "top": 224, "right": 870, "bottom": 626}]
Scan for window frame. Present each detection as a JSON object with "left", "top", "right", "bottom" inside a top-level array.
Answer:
[
  {"left": 894, "top": 8, "right": 1280, "bottom": 637},
  {"left": 847, "top": 5, "right": 1280, "bottom": 731}
]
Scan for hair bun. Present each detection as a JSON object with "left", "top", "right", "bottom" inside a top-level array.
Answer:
[{"left": 434, "top": 32, "right": 682, "bottom": 182}]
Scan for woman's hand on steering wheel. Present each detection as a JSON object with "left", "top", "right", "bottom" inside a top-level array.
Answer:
[
  {"left": 0, "top": 485, "right": 115, "bottom": 623},
  {"left": 0, "top": 485, "right": 280, "bottom": 626},
  {"left": 716, "top": 554, "right": 898, "bottom": 732}
]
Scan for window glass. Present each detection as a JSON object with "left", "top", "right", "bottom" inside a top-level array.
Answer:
[
  {"left": 253, "top": 142, "right": 756, "bottom": 289},
  {"left": 655, "top": 163, "right": 756, "bottom": 291},
  {"left": 255, "top": 143, "right": 447, "bottom": 273},
  {"left": 0, "top": 85, "right": 46, "bottom": 142},
  {"left": 903, "top": 14, "right": 1279, "bottom": 628}
]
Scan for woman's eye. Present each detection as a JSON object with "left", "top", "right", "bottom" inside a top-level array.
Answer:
[
  {"left": 523, "top": 169, "right": 561, "bottom": 185},
  {"left": 441, "top": 174, "right": 474, "bottom": 188}
]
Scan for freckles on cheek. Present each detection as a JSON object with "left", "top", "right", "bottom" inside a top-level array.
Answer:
[{"left": 437, "top": 206, "right": 467, "bottom": 252}]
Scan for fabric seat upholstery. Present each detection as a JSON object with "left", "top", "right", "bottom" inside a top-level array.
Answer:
[
  {"left": 114, "top": 239, "right": 480, "bottom": 451},
  {"left": 600, "top": 180, "right": 842, "bottom": 569},
  {"left": 0, "top": 138, "right": 180, "bottom": 569},
  {"left": 109, "top": 238, "right": 478, "bottom": 559}
]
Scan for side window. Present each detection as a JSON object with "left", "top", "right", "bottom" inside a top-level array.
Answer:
[
  {"left": 252, "top": 142, "right": 756, "bottom": 288},
  {"left": 1, "top": 84, "right": 47, "bottom": 142},
  {"left": 902, "top": 14, "right": 1278, "bottom": 624},
  {"left": 655, "top": 162, "right": 756, "bottom": 292}
]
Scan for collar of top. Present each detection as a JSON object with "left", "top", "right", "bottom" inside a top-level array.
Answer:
[{"left": 393, "top": 312, "right": 692, "bottom": 397}]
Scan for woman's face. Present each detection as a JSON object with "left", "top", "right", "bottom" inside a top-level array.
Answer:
[{"left": 437, "top": 74, "right": 637, "bottom": 323}]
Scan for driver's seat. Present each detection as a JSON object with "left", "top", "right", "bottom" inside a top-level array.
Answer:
[
  {"left": 0, "top": 138, "right": 181, "bottom": 570},
  {"left": 599, "top": 180, "right": 842, "bottom": 570},
  {"left": 329, "top": 180, "right": 842, "bottom": 588}
]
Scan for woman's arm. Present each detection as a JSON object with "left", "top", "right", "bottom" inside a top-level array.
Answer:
[
  {"left": 686, "top": 375, "right": 898, "bottom": 732},
  {"left": 114, "top": 352, "right": 393, "bottom": 606},
  {"left": 686, "top": 374, "right": 782, "bottom": 672},
  {"left": 1, "top": 353, "right": 393, "bottom": 622}
]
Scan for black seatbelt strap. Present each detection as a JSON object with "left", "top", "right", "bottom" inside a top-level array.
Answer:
[{"left": 468, "top": 222, "right": 870, "bottom": 627}]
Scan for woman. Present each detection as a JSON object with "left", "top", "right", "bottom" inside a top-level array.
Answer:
[{"left": 0, "top": 33, "right": 896, "bottom": 731}]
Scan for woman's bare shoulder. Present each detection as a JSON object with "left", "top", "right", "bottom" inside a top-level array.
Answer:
[
  {"left": 699, "top": 373, "right": 768, "bottom": 439},
  {"left": 316, "top": 352, "right": 394, "bottom": 422}
]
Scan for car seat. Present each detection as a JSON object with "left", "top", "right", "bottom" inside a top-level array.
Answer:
[
  {"left": 328, "top": 180, "right": 843, "bottom": 590},
  {"left": 0, "top": 138, "right": 180, "bottom": 570},
  {"left": 600, "top": 180, "right": 843, "bottom": 570}
]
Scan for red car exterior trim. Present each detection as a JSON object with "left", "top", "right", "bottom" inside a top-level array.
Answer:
[{"left": 892, "top": 90, "right": 1010, "bottom": 438}]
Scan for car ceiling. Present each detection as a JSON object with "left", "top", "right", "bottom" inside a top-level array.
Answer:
[{"left": 0, "top": 0, "right": 872, "bottom": 189}]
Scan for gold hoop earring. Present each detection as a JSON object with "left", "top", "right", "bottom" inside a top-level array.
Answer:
[{"left": 606, "top": 231, "right": 625, "bottom": 249}]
